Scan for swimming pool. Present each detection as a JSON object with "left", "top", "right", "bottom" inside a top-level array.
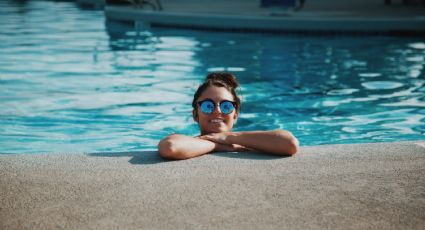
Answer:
[{"left": 1, "top": 0, "right": 424, "bottom": 154}]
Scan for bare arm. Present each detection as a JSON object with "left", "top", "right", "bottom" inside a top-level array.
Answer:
[
  {"left": 200, "top": 130, "right": 299, "bottom": 156},
  {"left": 158, "top": 134, "right": 248, "bottom": 160}
]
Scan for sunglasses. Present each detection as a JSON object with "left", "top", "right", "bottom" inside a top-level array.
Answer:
[{"left": 197, "top": 99, "right": 236, "bottom": 115}]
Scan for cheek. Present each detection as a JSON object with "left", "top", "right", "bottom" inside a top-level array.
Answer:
[
  {"left": 225, "top": 114, "right": 236, "bottom": 124},
  {"left": 198, "top": 114, "right": 209, "bottom": 124}
]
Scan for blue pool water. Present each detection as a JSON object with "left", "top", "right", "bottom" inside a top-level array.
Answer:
[{"left": 0, "top": 1, "right": 424, "bottom": 154}]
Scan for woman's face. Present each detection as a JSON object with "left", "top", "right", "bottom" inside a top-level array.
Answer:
[{"left": 193, "top": 86, "right": 238, "bottom": 135}]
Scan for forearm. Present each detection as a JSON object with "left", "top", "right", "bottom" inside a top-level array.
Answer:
[
  {"left": 158, "top": 134, "right": 216, "bottom": 160},
  {"left": 228, "top": 130, "right": 299, "bottom": 155}
]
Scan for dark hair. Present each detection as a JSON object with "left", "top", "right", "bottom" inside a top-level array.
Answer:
[{"left": 192, "top": 72, "right": 241, "bottom": 113}]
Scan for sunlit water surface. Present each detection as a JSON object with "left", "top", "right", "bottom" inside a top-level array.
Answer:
[{"left": 0, "top": 1, "right": 424, "bottom": 153}]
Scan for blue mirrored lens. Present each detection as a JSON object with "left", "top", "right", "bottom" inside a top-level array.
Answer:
[
  {"left": 220, "top": 101, "right": 235, "bottom": 114},
  {"left": 200, "top": 100, "right": 215, "bottom": 114}
]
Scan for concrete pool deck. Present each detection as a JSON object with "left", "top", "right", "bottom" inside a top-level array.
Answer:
[
  {"left": 104, "top": 0, "right": 425, "bottom": 34},
  {"left": 1, "top": 141, "right": 424, "bottom": 229}
]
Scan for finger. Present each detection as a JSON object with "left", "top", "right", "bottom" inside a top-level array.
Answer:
[
  {"left": 226, "top": 146, "right": 239, "bottom": 152},
  {"left": 198, "top": 135, "right": 211, "bottom": 140},
  {"left": 214, "top": 143, "right": 232, "bottom": 152},
  {"left": 202, "top": 135, "right": 219, "bottom": 141},
  {"left": 229, "top": 144, "right": 250, "bottom": 152}
]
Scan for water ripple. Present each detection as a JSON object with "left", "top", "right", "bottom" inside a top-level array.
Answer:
[{"left": 0, "top": 1, "right": 424, "bottom": 153}]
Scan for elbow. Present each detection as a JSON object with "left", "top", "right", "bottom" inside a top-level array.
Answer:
[
  {"left": 275, "top": 130, "right": 300, "bottom": 156},
  {"left": 287, "top": 136, "right": 300, "bottom": 155},
  {"left": 158, "top": 135, "right": 189, "bottom": 160}
]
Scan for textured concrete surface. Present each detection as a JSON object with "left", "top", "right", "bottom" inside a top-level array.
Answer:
[{"left": 1, "top": 141, "right": 425, "bottom": 229}]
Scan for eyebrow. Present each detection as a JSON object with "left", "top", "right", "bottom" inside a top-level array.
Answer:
[{"left": 200, "top": 98, "right": 234, "bottom": 102}]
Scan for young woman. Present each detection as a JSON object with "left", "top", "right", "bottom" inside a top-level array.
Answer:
[{"left": 158, "top": 72, "right": 299, "bottom": 160}]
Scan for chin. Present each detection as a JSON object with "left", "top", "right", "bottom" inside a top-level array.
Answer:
[{"left": 207, "top": 126, "right": 231, "bottom": 134}]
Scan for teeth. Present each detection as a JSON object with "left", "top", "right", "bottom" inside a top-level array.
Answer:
[{"left": 211, "top": 119, "right": 223, "bottom": 123}]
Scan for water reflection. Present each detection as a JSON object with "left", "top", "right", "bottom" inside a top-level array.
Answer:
[
  {"left": 32, "top": 16, "right": 425, "bottom": 150},
  {"left": 0, "top": 0, "right": 424, "bottom": 153}
]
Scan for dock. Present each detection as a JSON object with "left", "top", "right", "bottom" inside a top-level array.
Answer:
[{"left": 104, "top": 0, "right": 425, "bottom": 34}]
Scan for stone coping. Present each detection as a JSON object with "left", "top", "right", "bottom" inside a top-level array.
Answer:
[{"left": 1, "top": 141, "right": 424, "bottom": 229}]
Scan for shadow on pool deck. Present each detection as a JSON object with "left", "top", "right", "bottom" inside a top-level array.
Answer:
[{"left": 86, "top": 150, "right": 288, "bottom": 165}]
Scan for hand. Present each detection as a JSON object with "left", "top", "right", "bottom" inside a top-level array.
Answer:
[
  {"left": 199, "top": 132, "right": 233, "bottom": 145},
  {"left": 214, "top": 143, "right": 250, "bottom": 152},
  {"left": 200, "top": 133, "right": 251, "bottom": 152}
]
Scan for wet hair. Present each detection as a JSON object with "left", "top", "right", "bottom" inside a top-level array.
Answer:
[{"left": 192, "top": 72, "right": 241, "bottom": 114}]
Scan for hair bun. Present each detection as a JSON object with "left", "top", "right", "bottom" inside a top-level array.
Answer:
[{"left": 206, "top": 72, "right": 239, "bottom": 89}]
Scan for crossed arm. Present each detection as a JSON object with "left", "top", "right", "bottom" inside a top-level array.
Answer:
[{"left": 158, "top": 130, "right": 299, "bottom": 160}]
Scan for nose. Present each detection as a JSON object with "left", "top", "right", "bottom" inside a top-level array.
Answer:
[{"left": 212, "top": 102, "right": 222, "bottom": 114}]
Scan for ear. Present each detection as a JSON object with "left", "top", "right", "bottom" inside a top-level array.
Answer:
[
  {"left": 192, "top": 109, "right": 199, "bottom": 123},
  {"left": 233, "top": 111, "right": 238, "bottom": 121}
]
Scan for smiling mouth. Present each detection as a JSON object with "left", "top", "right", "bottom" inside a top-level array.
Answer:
[{"left": 210, "top": 119, "right": 224, "bottom": 124}]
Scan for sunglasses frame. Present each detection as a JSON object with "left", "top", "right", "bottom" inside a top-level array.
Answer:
[{"left": 197, "top": 99, "right": 236, "bottom": 115}]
